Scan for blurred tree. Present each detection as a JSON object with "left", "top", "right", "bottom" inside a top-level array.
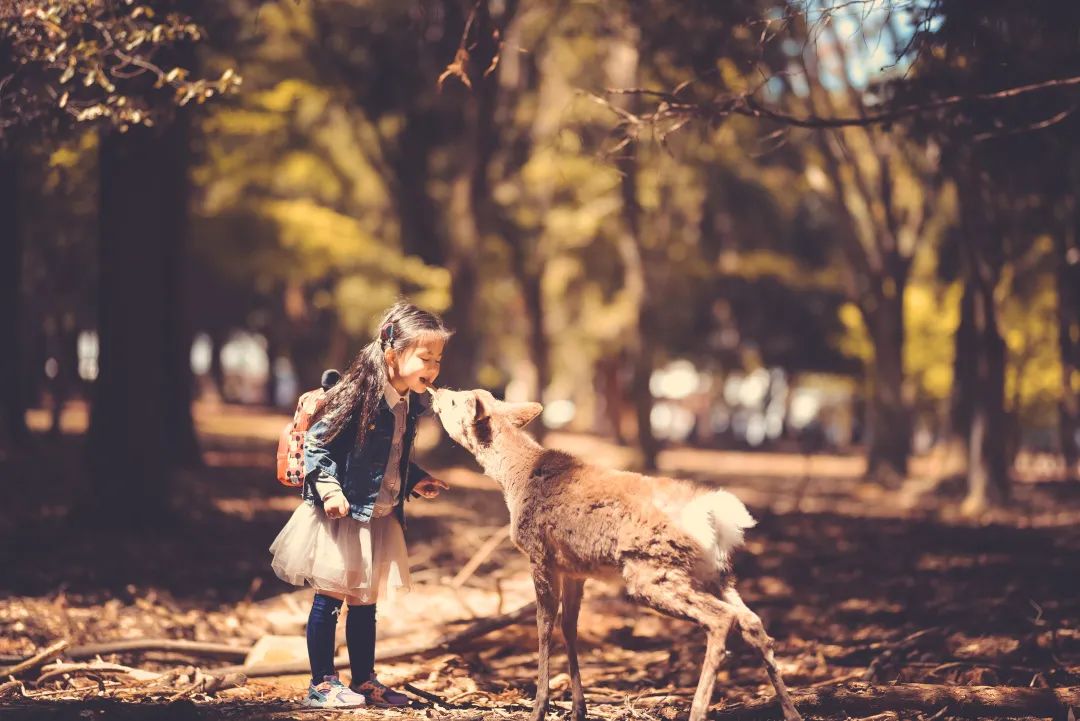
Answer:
[
  {"left": 0, "top": 143, "right": 27, "bottom": 445},
  {"left": 769, "top": 10, "right": 952, "bottom": 485},
  {"left": 1, "top": 0, "right": 237, "bottom": 521},
  {"left": 21, "top": 133, "right": 99, "bottom": 437},
  {"left": 902, "top": 0, "right": 1080, "bottom": 507},
  {"left": 302, "top": 0, "right": 506, "bottom": 388},
  {"left": 194, "top": 5, "right": 453, "bottom": 391}
]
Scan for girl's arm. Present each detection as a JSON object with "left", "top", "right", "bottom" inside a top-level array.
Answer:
[
  {"left": 303, "top": 417, "right": 349, "bottom": 485},
  {"left": 314, "top": 470, "right": 345, "bottom": 502},
  {"left": 405, "top": 462, "right": 429, "bottom": 499}
]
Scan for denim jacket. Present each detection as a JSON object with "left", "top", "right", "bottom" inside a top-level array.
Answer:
[{"left": 301, "top": 389, "right": 432, "bottom": 531}]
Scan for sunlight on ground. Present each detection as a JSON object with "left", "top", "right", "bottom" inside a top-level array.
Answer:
[{"left": 25, "top": 400, "right": 1080, "bottom": 528}]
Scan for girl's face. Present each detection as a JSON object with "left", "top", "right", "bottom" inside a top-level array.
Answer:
[{"left": 387, "top": 336, "right": 445, "bottom": 393}]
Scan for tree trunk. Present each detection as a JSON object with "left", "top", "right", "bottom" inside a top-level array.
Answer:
[
  {"left": 607, "top": 21, "right": 658, "bottom": 470},
  {"left": 0, "top": 149, "right": 29, "bottom": 448},
  {"left": 442, "top": 13, "right": 505, "bottom": 391},
  {"left": 615, "top": 149, "right": 659, "bottom": 470},
  {"left": 961, "top": 273, "right": 1009, "bottom": 513},
  {"left": 1055, "top": 196, "right": 1080, "bottom": 474},
  {"left": 863, "top": 269, "right": 911, "bottom": 485},
  {"left": 208, "top": 327, "right": 228, "bottom": 402},
  {"left": 443, "top": 173, "right": 482, "bottom": 389},
  {"left": 935, "top": 281, "right": 978, "bottom": 479},
  {"left": 390, "top": 110, "right": 447, "bottom": 269},
  {"left": 162, "top": 113, "right": 201, "bottom": 468},
  {"left": 512, "top": 259, "right": 549, "bottom": 442},
  {"left": 86, "top": 120, "right": 199, "bottom": 526},
  {"left": 957, "top": 170, "right": 1011, "bottom": 514}
]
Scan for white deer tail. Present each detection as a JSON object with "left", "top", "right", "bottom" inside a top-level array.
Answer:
[{"left": 679, "top": 490, "right": 756, "bottom": 573}]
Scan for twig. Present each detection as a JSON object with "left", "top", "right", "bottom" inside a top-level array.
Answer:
[
  {"left": 21, "top": 681, "right": 124, "bottom": 699},
  {"left": 404, "top": 682, "right": 457, "bottom": 707},
  {"left": 36, "top": 661, "right": 162, "bottom": 685},
  {"left": 166, "top": 671, "right": 247, "bottom": 701},
  {"left": 448, "top": 689, "right": 497, "bottom": 704},
  {"left": 0, "top": 680, "right": 23, "bottom": 698},
  {"left": 4, "top": 639, "right": 249, "bottom": 665},
  {"left": 0, "top": 639, "right": 68, "bottom": 678},
  {"left": 807, "top": 670, "right": 866, "bottom": 688},
  {"left": 863, "top": 627, "right": 941, "bottom": 682},
  {"left": 451, "top": 524, "right": 511, "bottom": 588},
  {"left": 612, "top": 73, "right": 1080, "bottom": 131},
  {"left": 64, "top": 639, "right": 249, "bottom": 661}
]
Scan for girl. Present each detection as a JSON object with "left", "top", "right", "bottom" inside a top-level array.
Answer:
[{"left": 270, "top": 301, "right": 452, "bottom": 709}]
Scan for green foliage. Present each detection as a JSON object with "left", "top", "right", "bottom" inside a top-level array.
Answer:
[{"left": 192, "top": 4, "right": 448, "bottom": 349}]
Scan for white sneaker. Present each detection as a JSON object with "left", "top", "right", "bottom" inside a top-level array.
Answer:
[{"left": 302, "top": 675, "right": 367, "bottom": 708}]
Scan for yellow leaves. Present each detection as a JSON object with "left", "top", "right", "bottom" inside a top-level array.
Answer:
[
  {"left": 262, "top": 198, "right": 449, "bottom": 290},
  {"left": 837, "top": 302, "right": 873, "bottom": 363},
  {"left": 258, "top": 79, "right": 328, "bottom": 114},
  {"left": 275, "top": 151, "right": 344, "bottom": 202},
  {"left": 205, "top": 108, "right": 285, "bottom": 137},
  {"left": 716, "top": 57, "right": 750, "bottom": 94},
  {"left": 905, "top": 281, "right": 962, "bottom": 402},
  {"left": 1001, "top": 272, "right": 1061, "bottom": 418}
]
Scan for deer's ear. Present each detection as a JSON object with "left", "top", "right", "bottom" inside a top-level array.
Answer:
[
  {"left": 505, "top": 402, "right": 543, "bottom": 428},
  {"left": 474, "top": 391, "right": 494, "bottom": 421}
]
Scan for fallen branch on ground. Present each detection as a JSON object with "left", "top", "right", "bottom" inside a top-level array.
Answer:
[
  {"left": 2, "top": 639, "right": 249, "bottom": 668},
  {"left": 167, "top": 670, "right": 247, "bottom": 701},
  {"left": 451, "top": 524, "right": 511, "bottom": 588},
  {"left": 0, "top": 680, "right": 23, "bottom": 698},
  {"left": 0, "top": 640, "right": 68, "bottom": 678},
  {"left": 709, "top": 682, "right": 1080, "bottom": 721},
  {"left": 67, "top": 639, "right": 249, "bottom": 660},
  {"left": 403, "top": 682, "right": 458, "bottom": 707},
  {"left": 37, "top": 660, "right": 162, "bottom": 685},
  {"left": 217, "top": 601, "right": 537, "bottom": 678}
]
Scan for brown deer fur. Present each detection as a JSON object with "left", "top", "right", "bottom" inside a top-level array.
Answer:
[{"left": 428, "top": 387, "right": 802, "bottom": 721}]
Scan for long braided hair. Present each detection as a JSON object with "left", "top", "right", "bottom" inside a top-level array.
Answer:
[{"left": 312, "top": 301, "right": 452, "bottom": 447}]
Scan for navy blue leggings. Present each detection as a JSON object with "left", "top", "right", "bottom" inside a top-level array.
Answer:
[
  {"left": 306, "top": 594, "right": 342, "bottom": 685},
  {"left": 346, "top": 603, "right": 377, "bottom": 683},
  {"left": 306, "top": 594, "right": 377, "bottom": 686}
]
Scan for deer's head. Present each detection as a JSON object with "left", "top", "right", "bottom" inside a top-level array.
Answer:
[{"left": 429, "top": 387, "right": 543, "bottom": 456}]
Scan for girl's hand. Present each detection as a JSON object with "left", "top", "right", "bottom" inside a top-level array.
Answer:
[
  {"left": 324, "top": 493, "right": 350, "bottom": 519},
  {"left": 413, "top": 477, "right": 449, "bottom": 499}
]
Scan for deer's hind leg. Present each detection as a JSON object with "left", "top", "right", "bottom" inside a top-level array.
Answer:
[
  {"left": 721, "top": 587, "right": 802, "bottom": 721},
  {"left": 560, "top": 576, "right": 587, "bottom": 721},
  {"left": 621, "top": 562, "right": 737, "bottom": 721}
]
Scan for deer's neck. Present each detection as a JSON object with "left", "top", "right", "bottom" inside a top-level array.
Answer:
[{"left": 476, "top": 425, "right": 544, "bottom": 502}]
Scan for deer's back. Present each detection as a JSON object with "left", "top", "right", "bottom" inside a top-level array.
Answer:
[{"left": 511, "top": 453, "right": 706, "bottom": 578}]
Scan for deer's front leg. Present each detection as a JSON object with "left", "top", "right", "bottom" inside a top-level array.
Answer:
[
  {"left": 561, "top": 577, "right": 587, "bottom": 721},
  {"left": 531, "top": 563, "right": 561, "bottom": 721}
]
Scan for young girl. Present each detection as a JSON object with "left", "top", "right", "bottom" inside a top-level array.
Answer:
[{"left": 270, "top": 301, "right": 452, "bottom": 709}]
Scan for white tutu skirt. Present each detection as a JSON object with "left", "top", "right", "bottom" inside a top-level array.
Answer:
[{"left": 270, "top": 502, "right": 411, "bottom": 604}]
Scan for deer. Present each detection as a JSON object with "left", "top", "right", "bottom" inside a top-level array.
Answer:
[{"left": 427, "top": 387, "right": 803, "bottom": 721}]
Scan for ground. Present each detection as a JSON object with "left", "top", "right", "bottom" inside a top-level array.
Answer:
[{"left": 1, "top": 401, "right": 1078, "bottom": 720}]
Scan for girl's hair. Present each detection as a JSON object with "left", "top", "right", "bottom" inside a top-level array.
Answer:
[{"left": 313, "top": 300, "right": 452, "bottom": 446}]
